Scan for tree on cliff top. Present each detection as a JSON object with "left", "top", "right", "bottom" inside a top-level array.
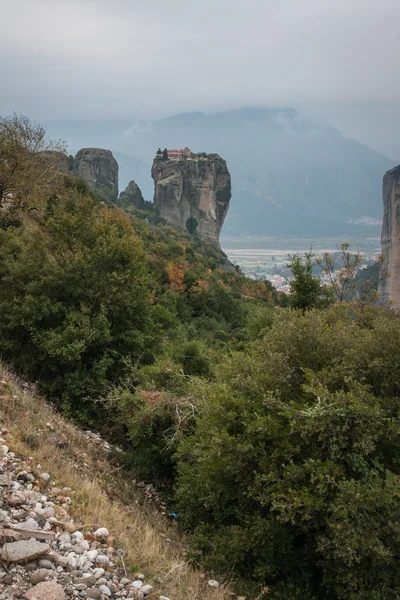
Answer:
[
  {"left": 162, "top": 148, "right": 169, "bottom": 160},
  {"left": 0, "top": 114, "right": 66, "bottom": 213}
]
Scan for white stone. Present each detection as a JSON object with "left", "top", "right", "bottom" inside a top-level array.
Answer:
[
  {"left": 18, "top": 518, "right": 39, "bottom": 531},
  {"left": 66, "top": 551, "right": 77, "bottom": 567},
  {"left": 131, "top": 581, "right": 143, "bottom": 590},
  {"left": 93, "top": 527, "right": 109, "bottom": 538},
  {"left": 79, "top": 540, "right": 90, "bottom": 551},
  {"left": 99, "top": 585, "right": 112, "bottom": 597},
  {"left": 93, "top": 568, "right": 105, "bottom": 579},
  {"left": 87, "top": 549, "right": 98, "bottom": 561},
  {"left": 96, "top": 554, "right": 109, "bottom": 565},
  {"left": 0, "top": 445, "right": 8, "bottom": 456},
  {"left": 141, "top": 585, "right": 153, "bottom": 596},
  {"left": 208, "top": 580, "right": 220, "bottom": 588},
  {"left": 71, "top": 531, "right": 84, "bottom": 543},
  {"left": 58, "top": 533, "right": 71, "bottom": 544},
  {"left": 77, "top": 555, "right": 86, "bottom": 568}
]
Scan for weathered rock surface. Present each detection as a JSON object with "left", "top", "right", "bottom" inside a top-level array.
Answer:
[
  {"left": 70, "top": 148, "right": 119, "bottom": 202},
  {"left": 379, "top": 165, "right": 400, "bottom": 306},
  {"left": 119, "top": 180, "right": 145, "bottom": 209},
  {"left": 2, "top": 540, "right": 50, "bottom": 563},
  {"left": 25, "top": 581, "right": 66, "bottom": 600},
  {"left": 152, "top": 154, "right": 231, "bottom": 246}
]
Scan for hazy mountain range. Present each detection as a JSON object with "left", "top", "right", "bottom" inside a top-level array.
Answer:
[{"left": 45, "top": 107, "right": 396, "bottom": 236}]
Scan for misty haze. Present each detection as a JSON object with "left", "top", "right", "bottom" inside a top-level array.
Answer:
[{"left": 1, "top": 1, "right": 400, "bottom": 599}]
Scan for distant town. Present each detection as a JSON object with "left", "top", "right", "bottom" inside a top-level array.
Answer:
[{"left": 223, "top": 237, "right": 382, "bottom": 293}]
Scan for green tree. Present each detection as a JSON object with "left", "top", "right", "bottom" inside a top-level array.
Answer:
[
  {"left": 287, "top": 250, "right": 330, "bottom": 310},
  {"left": 0, "top": 183, "right": 155, "bottom": 417},
  {"left": 0, "top": 113, "right": 66, "bottom": 213},
  {"left": 162, "top": 148, "right": 169, "bottom": 160},
  {"left": 186, "top": 216, "right": 198, "bottom": 235}
]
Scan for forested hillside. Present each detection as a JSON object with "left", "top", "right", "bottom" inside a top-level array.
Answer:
[{"left": 2, "top": 115, "right": 400, "bottom": 600}]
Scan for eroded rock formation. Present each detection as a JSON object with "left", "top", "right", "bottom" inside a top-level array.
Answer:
[
  {"left": 70, "top": 148, "right": 118, "bottom": 202},
  {"left": 119, "top": 180, "right": 145, "bottom": 209},
  {"left": 151, "top": 153, "right": 231, "bottom": 246},
  {"left": 379, "top": 165, "right": 400, "bottom": 306}
]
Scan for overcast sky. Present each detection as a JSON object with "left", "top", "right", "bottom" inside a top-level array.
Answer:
[{"left": 1, "top": 0, "right": 399, "bottom": 122}]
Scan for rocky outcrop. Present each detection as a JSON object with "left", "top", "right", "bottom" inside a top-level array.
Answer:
[
  {"left": 70, "top": 148, "right": 118, "bottom": 202},
  {"left": 151, "top": 154, "right": 231, "bottom": 246},
  {"left": 119, "top": 180, "right": 145, "bottom": 209},
  {"left": 379, "top": 165, "right": 400, "bottom": 306}
]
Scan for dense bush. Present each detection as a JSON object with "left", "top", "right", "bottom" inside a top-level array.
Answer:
[
  {"left": 104, "top": 360, "right": 198, "bottom": 483},
  {"left": 174, "top": 305, "right": 400, "bottom": 599},
  {"left": 0, "top": 184, "right": 155, "bottom": 418}
]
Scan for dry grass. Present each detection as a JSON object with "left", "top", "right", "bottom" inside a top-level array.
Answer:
[{"left": 0, "top": 363, "right": 232, "bottom": 600}]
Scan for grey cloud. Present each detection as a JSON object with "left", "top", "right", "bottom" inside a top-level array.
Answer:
[{"left": 0, "top": 0, "right": 399, "bottom": 120}]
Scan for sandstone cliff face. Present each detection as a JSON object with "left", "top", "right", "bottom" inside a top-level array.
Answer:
[
  {"left": 70, "top": 148, "right": 118, "bottom": 202},
  {"left": 151, "top": 154, "right": 231, "bottom": 246},
  {"left": 119, "top": 180, "right": 145, "bottom": 209},
  {"left": 379, "top": 165, "right": 400, "bottom": 306}
]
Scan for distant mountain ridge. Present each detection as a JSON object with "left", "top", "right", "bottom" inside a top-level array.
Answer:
[{"left": 45, "top": 108, "right": 395, "bottom": 236}]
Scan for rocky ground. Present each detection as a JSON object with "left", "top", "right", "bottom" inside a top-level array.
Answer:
[{"left": 0, "top": 429, "right": 170, "bottom": 600}]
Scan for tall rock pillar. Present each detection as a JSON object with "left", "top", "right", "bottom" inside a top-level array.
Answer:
[
  {"left": 70, "top": 148, "right": 119, "bottom": 202},
  {"left": 151, "top": 153, "right": 231, "bottom": 247},
  {"left": 379, "top": 165, "right": 400, "bottom": 306}
]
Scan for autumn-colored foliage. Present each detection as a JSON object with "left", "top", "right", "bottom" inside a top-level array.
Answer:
[{"left": 166, "top": 261, "right": 186, "bottom": 294}]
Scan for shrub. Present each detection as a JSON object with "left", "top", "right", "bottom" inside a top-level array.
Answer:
[
  {"left": 104, "top": 360, "right": 197, "bottom": 483},
  {"left": 173, "top": 340, "right": 212, "bottom": 377},
  {"left": 0, "top": 185, "right": 155, "bottom": 418},
  {"left": 175, "top": 305, "right": 400, "bottom": 599}
]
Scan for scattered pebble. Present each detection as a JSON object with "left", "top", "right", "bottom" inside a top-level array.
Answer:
[
  {"left": 141, "top": 585, "right": 153, "bottom": 595},
  {"left": 25, "top": 581, "right": 65, "bottom": 600},
  {"left": 93, "top": 528, "right": 109, "bottom": 538},
  {"left": 0, "top": 424, "right": 177, "bottom": 600},
  {"left": 99, "top": 584, "right": 112, "bottom": 596}
]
